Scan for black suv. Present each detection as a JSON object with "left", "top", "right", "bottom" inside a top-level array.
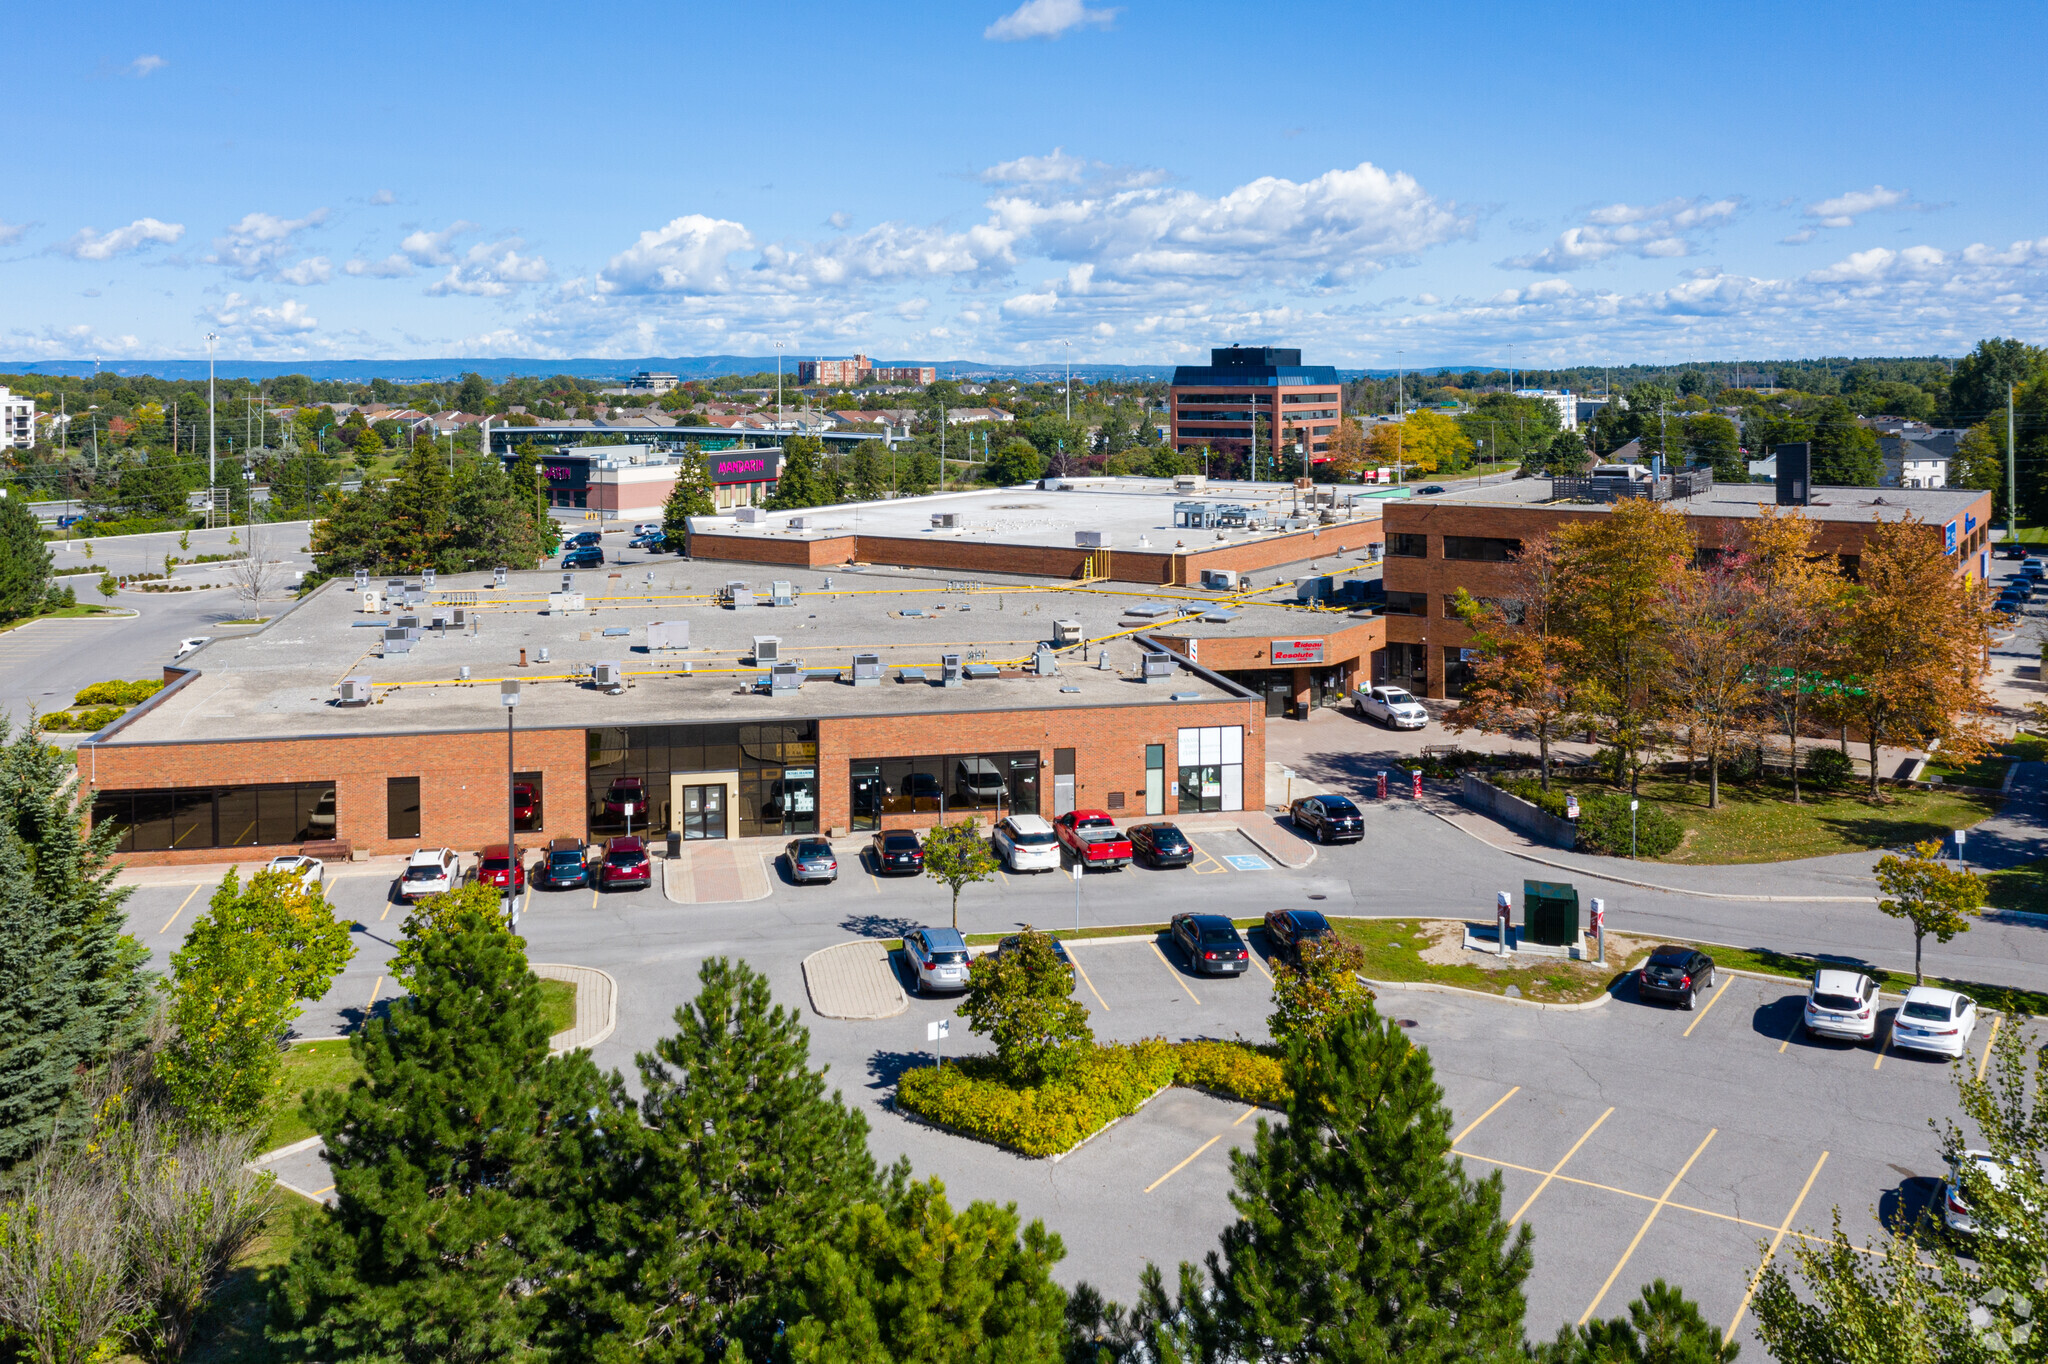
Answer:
[
  {"left": 561, "top": 545, "right": 605, "bottom": 568},
  {"left": 1262, "top": 908, "right": 1333, "bottom": 964},
  {"left": 1170, "top": 913, "right": 1249, "bottom": 976},
  {"left": 1289, "top": 794, "right": 1364, "bottom": 844},
  {"left": 538, "top": 838, "right": 590, "bottom": 890},
  {"left": 871, "top": 830, "right": 924, "bottom": 875},
  {"left": 1128, "top": 822, "right": 1194, "bottom": 869},
  {"left": 1638, "top": 945, "right": 1716, "bottom": 1010}
]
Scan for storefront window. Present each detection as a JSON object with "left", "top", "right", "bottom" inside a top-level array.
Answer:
[
  {"left": 1175, "top": 726, "right": 1243, "bottom": 813},
  {"left": 853, "top": 751, "right": 1041, "bottom": 822},
  {"left": 93, "top": 781, "right": 336, "bottom": 853},
  {"left": 587, "top": 721, "right": 817, "bottom": 838}
]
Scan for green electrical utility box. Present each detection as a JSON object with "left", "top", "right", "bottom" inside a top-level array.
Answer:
[{"left": 1523, "top": 880, "right": 1580, "bottom": 947}]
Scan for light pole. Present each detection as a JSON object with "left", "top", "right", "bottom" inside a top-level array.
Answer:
[
  {"left": 501, "top": 681, "right": 521, "bottom": 926},
  {"left": 1062, "top": 340, "right": 1073, "bottom": 422},
  {"left": 1629, "top": 798, "right": 1639, "bottom": 860},
  {"left": 775, "top": 341, "right": 785, "bottom": 422},
  {"left": 206, "top": 333, "right": 219, "bottom": 516}
]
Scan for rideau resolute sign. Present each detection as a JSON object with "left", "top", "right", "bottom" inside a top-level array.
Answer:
[{"left": 1269, "top": 638, "right": 1325, "bottom": 665}]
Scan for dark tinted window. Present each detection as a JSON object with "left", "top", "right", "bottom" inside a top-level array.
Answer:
[
  {"left": 1293, "top": 912, "right": 1329, "bottom": 933},
  {"left": 883, "top": 833, "right": 918, "bottom": 850},
  {"left": 1201, "top": 927, "right": 1241, "bottom": 943},
  {"left": 548, "top": 851, "right": 583, "bottom": 866},
  {"left": 1322, "top": 797, "right": 1359, "bottom": 816},
  {"left": 1812, "top": 992, "right": 1862, "bottom": 1012}
]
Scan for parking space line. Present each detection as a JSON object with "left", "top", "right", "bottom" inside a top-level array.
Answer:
[
  {"left": 1184, "top": 837, "right": 1228, "bottom": 875},
  {"left": 1728, "top": 1150, "right": 1828, "bottom": 1340},
  {"left": 1979, "top": 1013, "right": 2003, "bottom": 1080},
  {"left": 364, "top": 975, "right": 383, "bottom": 1014},
  {"left": 1232, "top": 1104, "right": 1256, "bottom": 1127},
  {"left": 1246, "top": 947, "right": 1273, "bottom": 984},
  {"left": 1453, "top": 1085, "right": 1520, "bottom": 1145},
  {"left": 1778, "top": 1006, "right": 1805, "bottom": 1053},
  {"left": 159, "top": 884, "right": 201, "bottom": 935},
  {"left": 379, "top": 898, "right": 393, "bottom": 921},
  {"left": 1145, "top": 1134, "right": 1224, "bottom": 1193},
  {"left": 1150, "top": 941, "right": 1201, "bottom": 1004},
  {"left": 1680, "top": 976, "right": 1734, "bottom": 1038},
  {"left": 1578, "top": 1128, "right": 1717, "bottom": 1326},
  {"left": 1873, "top": 1024, "right": 1894, "bottom": 1070},
  {"left": 1067, "top": 947, "right": 1110, "bottom": 1013},
  {"left": 1507, "top": 1107, "right": 1612, "bottom": 1225}
]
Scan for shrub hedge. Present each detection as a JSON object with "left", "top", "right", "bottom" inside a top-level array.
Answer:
[
  {"left": 895, "top": 1038, "right": 1287, "bottom": 1157},
  {"left": 1495, "top": 777, "right": 1684, "bottom": 857},
  {"left": 40, "top": 707, "right": 125, "bottom": 733},
  {"left": 74, "top": 679, "right": 165, "bottom": 707}
]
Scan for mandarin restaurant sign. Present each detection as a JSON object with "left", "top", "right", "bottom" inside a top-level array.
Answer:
[{"left": 713, "top": 456, "right": 771, "bottom": 483}]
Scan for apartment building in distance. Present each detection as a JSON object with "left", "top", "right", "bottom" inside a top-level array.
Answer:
[
  {"left": 796, "top": 354, "right": 938, "bottom": 387},
  {"left": 1169, "top": 346, "right": 1343, "bottom": 465},
  {"left": 0, "top": 387, "right": 36, "bottom": 450}
]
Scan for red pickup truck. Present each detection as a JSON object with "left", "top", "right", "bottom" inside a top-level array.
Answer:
[{"left": 1054, "top": 810, "right": 1132, "bottom": 870}]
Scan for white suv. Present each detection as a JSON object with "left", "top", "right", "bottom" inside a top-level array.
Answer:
[
  {"left": 400, "top": 847, "right": 459, "bottom": 902},
  {"left": 263, "top": 854, "right": 326, "bottom": 891},
  {"left": 1803, "top": 968, "right": 1879, "bottom": 1042},
  {"left": 992, "top": 814, "right": 1061, "bottom": 872},
  {"left": 1354, "top": 684, "right": 1428, "bottom": 729}
]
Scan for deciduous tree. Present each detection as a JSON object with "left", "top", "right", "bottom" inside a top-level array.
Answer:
[
  {"left": 1447, "top": 535, "right": 1578, "bottom": 788},
  {"left": 1266, "top": 935, "right": 1371, "bottom": 1047},
  {"left": 1741, "top": 507, "right": 1843, "bottom": 803},
  {"left": 1394, "top": 409, "right": 1473, "bottom": 475},
  {"left": 1874, "top": 839, "right": 1985, "bottom": 983},
  {"left": 922, "top": 816, "right": 998, "bottom": 930},
  {"left": 1659, "top": 555, "right": 1764, "bottom": 808},
  {"left": 957, "top": 928, "right": 1093, "bottom": 1086}
]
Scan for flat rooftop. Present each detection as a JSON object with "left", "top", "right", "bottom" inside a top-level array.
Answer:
[
  {"left": 1399, "top": 478, "right": 1985, "bottom": 524},
  {"left": 102, "top": 564, "right": 1284, "bottom": 745},
  {"left": 687, "top": 477, "right": 1382, "bottom": 550}
]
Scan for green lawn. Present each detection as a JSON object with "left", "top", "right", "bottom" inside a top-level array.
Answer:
[
  {"left": 1924, "top": 732, "right": 2045, "bottom": 790},
  {"left": 1984, "top": 858, "right": 2048, "bottom": 917},
  {"left": 1687, "top": 940, "right": 2048, "bottom": 1016},
  {"left": 184, "top": 1195, "right": 308, "bottom": 1364},
  {"left": 1541, "top": 773, "right": 2000, "bottom": 864},
  {"left": 538, "top": 978, "right": 577, "bottom": 1035},
  {"left": 0, "top": 603, "right": 115, "bottom": 634}
]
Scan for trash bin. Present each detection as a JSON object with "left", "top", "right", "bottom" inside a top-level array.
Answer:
[{"left": 666, "top": 830, "right": 682, "bottom": 859}]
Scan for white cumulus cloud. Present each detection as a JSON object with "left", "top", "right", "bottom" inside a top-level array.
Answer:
[
  {"left": 127, "top": 55, "right": 166, "bottom": 77},
  {"left": 61, "top": 217, "right": 184, "bottom": 260},
  {"left": 1803, "top": 185, "right": 1911, "bottom": 228},
  {"left": 600, "top": 215, "right": 756, "bottom": 294},
  {"left": 208, "top": 209, "right": 330, "bottom": 279},
  {"left": 206, "top": 292, "right": 319, "bottom": 343},
  {"left": 427, "top": 240, "right": 551, "bottom": 297},
  {"left": 985, "top": 0, "right": 1117, "bottom": 41},
  {"left": 0, "top": 220, "right": 29, "bottom": 247},
  {"left": 1502, "top": 196, "right": 1740, "bottom": 270}
]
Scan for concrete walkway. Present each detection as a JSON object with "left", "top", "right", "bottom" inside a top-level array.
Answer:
[
  {"left": 532, "top": 962, "right": 617, "bottom": 1053},
  {"left": 663, "top": 842, "right": 775, "bottom": 904},
  {"left": 802, "top": 939, "right": 908, "bottom": 1020}
]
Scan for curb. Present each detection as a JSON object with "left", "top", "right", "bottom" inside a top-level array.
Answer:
[
  {"left": 532, "top": 963, "right": 617, "bottom": 1053},
  {"left": 248, "top": 1134, "right": 324, "bottom": 1166},
  {"left": 891, "top": 1082, "right": 1175, "bottom": 1164},
  {"left": 1363, "top": 975, "right": 1622, "bottom": 1012},
  {"left": 1238, "top": 824, "right": 1316, "bottom": 870},
  {"left": 802, "top": 938, "right": 909, "bottom": 1020},
  {"left": 1413, "top": 804, "right": 1879, "bottom": 903}
]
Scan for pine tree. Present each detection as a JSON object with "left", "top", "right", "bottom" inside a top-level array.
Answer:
[
  {"left": 1807, "top": 398, "right": 1883, "bottom": 486},
  {"left": 769, "top": 436, "right": 828, "bottom": 509},
  {"left": 380, "top": 442, "right": 453, "bottom": 572},
  {"left": 1533, "top": 1279, "right": 1739, "bottom": 1363},
  {"left": 269, "top": 901, "right": 617, "bottom": 1362},
  {"left": 0, "top": 722, "right": 147, "bottom": 1170},
  {"left": 0, "top": 488, "right": 53, "bottom": 622},
  {"left": 848, "top": 441, "right": 888, "bottom": 501},
  {"left": 784, "top": 1174, "right": 1070, "bottom": 1363},
  {"left": 562, "top": 957, "right": 880, "bottom": 1362},
  {"left": 1209, "top": 1003, "right": 1534, "bottom": 1362},
  {"left": 662, "top": 450, "right": 716, "bottom": 553}
]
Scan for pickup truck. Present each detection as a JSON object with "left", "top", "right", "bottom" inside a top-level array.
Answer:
[{"left": 1053, "top": 810, "right": 1132, "bottom": 870}]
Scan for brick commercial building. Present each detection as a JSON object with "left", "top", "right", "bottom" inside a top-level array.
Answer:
[
  {"left": 78, "top": 564, "right": 1328, "bottom": 866},
  {"left": 685, "top": 478, "right": 1385, "bottom": 585},
  {"left": 1377, "top": 472, "right": 1995, "bottom": 699},
  {"left": 1169, "top": 346, "right": 1344, "bottom": 466},
  {"left": 796, "top": 354, "right": 939, "bottom": 387}
]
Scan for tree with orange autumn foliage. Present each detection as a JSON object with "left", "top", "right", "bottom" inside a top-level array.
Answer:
[
  {"left": 1447, "top": 535, "right": 1579, "bottom": 789},
  {"left": 1740, "top": 507, "right": 1846, "bottom": 803}
]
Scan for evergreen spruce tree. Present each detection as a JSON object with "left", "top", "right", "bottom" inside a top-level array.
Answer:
[
  {"left": 768, "top": 436, "right": 828, "bottom": 509},
  {"left": 1533, "top": 1279, "right": 1739, "bottom": 1363},
  {"left": 1209, "top": 1003, "right": 1533, "bottom": 1362},
  {"left": 900, "top": 446, "right": 939, "bottom": 496},
  {"left": 269, "top": 901, "right": 617, "bottom": 1362},
  {"left": 662, "top": 446, "right": 715, "bottom": 551},
  {"left": 0, "top": 489, "right": 53, "bottom": 622},
  {"left": 380, "top": 442, "right": 453, "bottom": 572},
  {"left": 848, "top": 441, "right": 888, "bottom": 501},
  {"left": 785, "top": 1174, "right": 1070, "bottom": 1363},
  {"left": 1807, "top": 398, "right": 1884, "bottom": 486},
  {"left": 563, "top": 957, "right": 879, "bottom": 1362},
  {"left": 0, "top": 721, "right": 147, "bottom": 1170}
]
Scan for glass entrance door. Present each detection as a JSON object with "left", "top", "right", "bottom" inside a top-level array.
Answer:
[{"left": 680, "top": 784, "right": 726, "bottom": 840}]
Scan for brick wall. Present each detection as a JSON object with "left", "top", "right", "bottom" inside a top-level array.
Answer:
[
  {"left": 1380, "top": 489, "right": 1996, "bottom": 696},
  {"left": 1150, "top": 616, "right": 1383, "bottom": 688}
]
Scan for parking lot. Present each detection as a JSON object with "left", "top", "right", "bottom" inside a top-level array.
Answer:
[{"left": 117, "top": 843, "right": 2032, "bottom": 1356}]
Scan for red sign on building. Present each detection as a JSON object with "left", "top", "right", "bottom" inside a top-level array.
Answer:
[{"left": 1269, "top": 638, "right": 1325, "bottom": 665}]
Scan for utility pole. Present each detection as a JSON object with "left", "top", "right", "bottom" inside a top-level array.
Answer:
[
  {"left": 774, "top": 340, "right": 784, "bottom": 421},
  {"left": 206, "top": 333, "right": 219, "bottom": 507},
  {"left": 2010, "top": 382, "right": 2020, "bottom": 547},
  {"left": 1063, "top": 340, "right": 1073, "bottom": 421}
]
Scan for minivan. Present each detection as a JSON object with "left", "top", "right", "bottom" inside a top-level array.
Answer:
[{"left": 955, "top": 757, "right": 1007, "bottom": 804}]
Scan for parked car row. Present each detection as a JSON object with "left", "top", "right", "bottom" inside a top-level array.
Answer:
[
  {"left": 391, "top": 837, "right": 653, "bottom": 900},
  {"left": 780, "top": 813, "right": 1216, "bottom": 885}
]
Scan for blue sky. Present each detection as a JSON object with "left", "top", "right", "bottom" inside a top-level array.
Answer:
[{"left": 7, "top": 0, "right": 2045, "bottom": 369}]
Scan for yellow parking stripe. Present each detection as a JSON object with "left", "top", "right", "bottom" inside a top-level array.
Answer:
[
  {"left": 1145, "top": 1135, "right": 1223, "bottom": 1193},
  {"left": 1728, "top": 1151, "right": 1828, "bottom": 1339},
  {"left": 1453, "top": 1085, "right": 1520, "bottom": 1145},
  {"left": 1680, "top": 975, "right": 1732, "bottom": 1038},
  {"left": 1151, "top": 941, "right": 1201, "bottom": 1004},
  {"left": 1778, "top": 1006, "right": 1805, "bottom": 1053},
  {"left": 363, "top": 975, "right": 383, "bottom": 1015},
  {"left": 1978, "top": 1013, "right": 2003, "bottom": 1080},
  {"left": 159, "top": 884, "right": 200, "bottom": 935},
  {"left": 1067, "top": 946, "right": 1110, "bottom": 1013},
  {"left": 1873, "top": 1024, "right": 1894, "bottom": 1070},
  {"left": 1508, "top": 1107, "right": 1612, "bottom": 1225},
  {"left": 1184, "top": 837, "right": 1227, "bottom": 875},
  {"left": 1579, "top": 1129, "right": 1717, "bottom": 1325}
]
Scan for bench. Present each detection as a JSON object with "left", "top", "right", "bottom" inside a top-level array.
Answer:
[{"left": 300, "top": 839, "right": 354, "bottom": 863}]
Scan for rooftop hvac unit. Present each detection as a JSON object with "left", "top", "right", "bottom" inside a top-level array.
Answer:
[
  {"left": 382, "top": 634, "right": 411, "bottom": 656},
  {"left": 450, "top": 607, "right": 468, "bottom": 628},
  {"left": 1053, "top": 618, "right": 1084, "bottom": 647},
  {"left": 940, "top": 653, "right": 964, "bottom": 688},
  {"left": 752, "top": 636, "right": 780, "bottom": 664},
  {"left": 353, "top": 569, "right": 369, "bottom": 590},
  {"left": 422, "top": 570, "right": 436, "bottom": 589},
  {"left": 383, "top": 627, "right": 409, "bottom": 643},
  {"left": 1033, "top": 644, "right": 1058, "bottom": 677},
  {"left": 547, "top": 592, "right": 587, "bottom": 614},
  {"left": 932, "top": 512, "right": 960, "bottom": 529},
  {"left": 430, "top": 611, "right": 451, "bottom": 631},
  {"left": 1200, "top": 569, "right": 1240, "bottom": 591},
  {"left": 728, "top": 588, "right": 755, "bottom": 610},
  {"left": 1295, "top": 575, "right": 1334, "bottom": 604},
  {"left": 592, "top": 661, "right": 623, "bottom": 693},
  {"left": 1075, "top": 530, "right": 1111, "bottom": 548},
  {"left": 493, "top": 566, "right": 508, "bottom": 589},
  {"left": 769, "top": 580, "right": 796, "bottom": 606},
  {"left": 770, "top": 661, "right": 803, "bottom": 694},
  {"left": 387, "top": 578, "right": 406, "bottom": 593},
  {"left": 1174, "top": 474, "right": 1208, "bottom": 491},
  {"left": 734, "top": 506, "right": 766, "bottom": 524},
  {"left": 337, "top": 676, "right": 371, "bottom": 706},
  {"left": 851, "top": 652, "right": 882, "bottom": 688},
  {"left": 788, "top": 516, "right": 807, "bottom": 530},
  {"left": 1142, "top": 651, "right": 1178, "bottom": 685},
  {"left": 562, "top": 573, "right": 575, "bottom": 591},
  {"left": 359, "top": 589, "right": 382, "bottom": 614},
  {"left": 648, "top": 620, "right": 690, "bottom": 652}
]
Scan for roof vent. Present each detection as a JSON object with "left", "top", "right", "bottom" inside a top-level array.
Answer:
[
  {"left": 1169, "top": 690, "right": 1202, "bottom": 701},
  {"left": 1075, "top": 530, "right": 1111, "bottom": 548},
  {"left": 851, "top": 652, "right": 882, "bottom": 688},
  {"left": 1033, "top": 644, "right": 1058, "bottom": 676},
  {"left": 933, "top": 512, "right": 960, "bottom": 529},
  {"left": 337, "top": 676, "right": 371, "bottom": 706}
]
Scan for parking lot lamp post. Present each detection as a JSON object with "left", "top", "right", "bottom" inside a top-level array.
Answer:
[
  {"left": 1071, "top": 860, "right": 1082, "bottom": 934},
  {"left": 1630, "top": 798, "right": 1639, "bottom": 860},
  {"left": 502, "top": 681, "right": 520, "bottom": 927}
]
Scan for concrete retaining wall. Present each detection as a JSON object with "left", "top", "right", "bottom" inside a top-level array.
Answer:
[{"left": 1461, "top": 772, "right": 1579, "bottom": 850}]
